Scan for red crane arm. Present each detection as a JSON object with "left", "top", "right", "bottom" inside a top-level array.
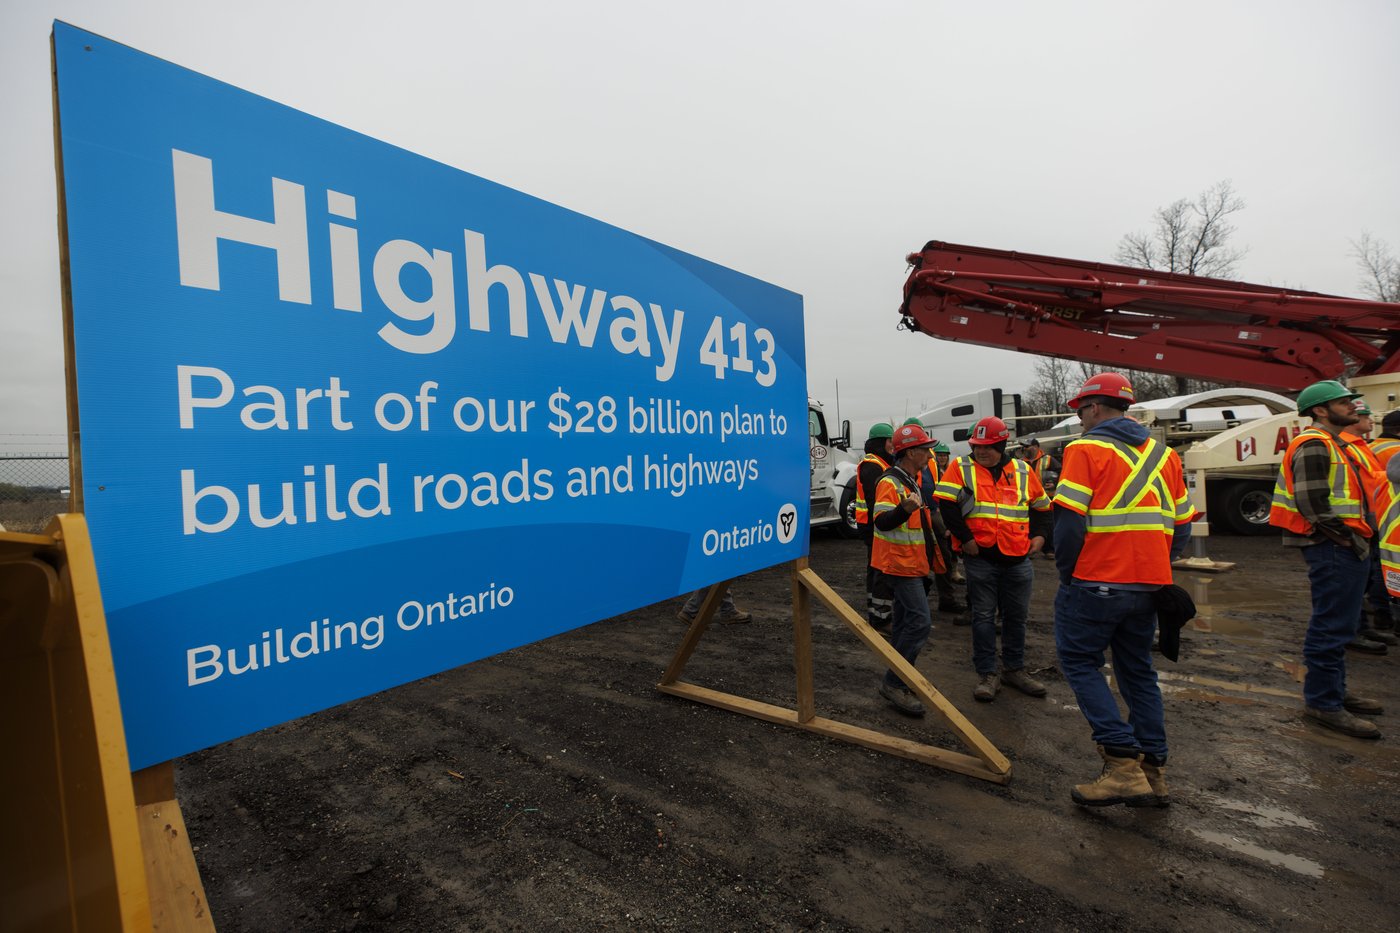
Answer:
[{"left": 899, "top": 241, "right": 1400, "bottom": 392}]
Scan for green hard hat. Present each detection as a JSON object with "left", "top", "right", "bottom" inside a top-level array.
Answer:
[
  {"left": 868, "top": 421, "right": 894, "bottom": 439},
  {"left": 903, "top": 417, "right": 926, "bottom": 427},
  {"left": 1296, "top": 380, "right": 1360, "bottom": 416},
  {"left": 1355, "top": 399, "right": 1373, "bottom": 415},
  {"left": 933, "top": 441, "right": 950, "bottom": 454}
]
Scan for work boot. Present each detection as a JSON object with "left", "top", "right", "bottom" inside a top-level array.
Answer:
[
  {"left": 1346, "top": 635, "right": 1387, "bottom": 655},
  {"left": 1304, "top": 706, "right": 1382, "bottom": 739},
  {"left": 1140, "top": 754, "right": 1170, "bottom": 808},
  {"left": 1071, "top": 746, "right": 1156, "bottom": 808},
  {"left": 718, "top": 608, "right": 752, "bottom": 625},
  {"left": 676, "top": 609, "right": 697, "bottom": 624},
  {"left": 1343, "top": 694, "right": 1383, "bottom": 715},
  {"left": 1360, "top": 627, "right": 1399, "bottom": 646},
  {"left": 1002, "top": 668, "right": 1048, "bottom": 698},
  {"left": 879, "top": 682, "right": 925, "bottom": 717},
  {"left": 973, "top": 672, "right": 1000, "bottom": 703}
]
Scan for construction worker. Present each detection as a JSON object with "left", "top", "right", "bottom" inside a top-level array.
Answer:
[
  {"left": 936, "top": 416, "right": 1052, "bottom": 703},
  {"left": 871, "top": 423, "right": 942, "bottom": 716},
  {"left": 1381, "top": 455, "right": 1400, "bottom": 603},
  {"left": 856, "top": 422, "right": 896, "bottom": 631},
  {"left": 1371, "top": 411, "right": 1400, "bottom": 634},
  {"left": 906, "top": 420, "right": 963, "bottom": 615},
  {"left": 1053, "top": 373, "right": 1196, "bottom": 807},
  {"left": 1341, "top": 400, "right": 1394, "bottom": 650},
  {"left": 1269, "top": 380, "right": 1382, "bottom": 740},
  {"left": 1372, "top": 410, "right": 1400, "bottom": 466},
  {"left": 677, "top": 585, "right": 750, "bottom": 625},
  {"left": 1021, "top": 438, "right": 1059, "bottom": 559}
]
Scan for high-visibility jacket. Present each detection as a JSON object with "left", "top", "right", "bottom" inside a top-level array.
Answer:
[
  {"left": 934, "top": 456, "right": 1050, "bottom": 557},
  {"left": 854, "top": 452, "right": 890, "bottom": 525},
  {"left": 1379, "top": 482, "right": 1400, "bottom": 598},
  {"left": 1269, "top": 428, "right": 1372, "bottom": 537},
  {"left": 1026, "top": 451, "right": 1055, "bottom": 486},
  {"left": 1053, "top": 435, "right": 1195, "bottom": 585},
  {"left": 872, "top": 467, "right": 930, "bottom": 577},
  {"left": 1371, "top": 436, "right": 1400, "bottom": 468}
]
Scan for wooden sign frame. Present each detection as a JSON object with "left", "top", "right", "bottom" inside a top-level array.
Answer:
[{"left": 658, "top": 558, "right": 1012, "bottom": 784}]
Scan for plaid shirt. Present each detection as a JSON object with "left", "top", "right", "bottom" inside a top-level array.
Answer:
[{"left": 1284, "top": 436, "right": 1369, "bottom": 558}]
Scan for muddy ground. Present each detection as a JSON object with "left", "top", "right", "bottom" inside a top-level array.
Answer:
[{"left": 179, "top": 533, "right": 1400, "bottom": 932}]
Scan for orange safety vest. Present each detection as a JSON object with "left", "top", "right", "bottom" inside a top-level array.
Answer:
[
  {"left": 854, "top": 452, "right": 890, "bottom": 525},
  {"left": 1052, "top": 435, "right": 1195, "bottom": 585},
  {"left": 934, "top": 456, "right": 1050, "bottom": 557},
  {"left": 1371, "top": 437, "right": 1400, "bottom": 468},
  {"left": 871, "top": 468, "right": 930, "bottom": 577},
  {"left": 1026, "top": 451, "right": 1053, "bottom": 485},
  {"left": 1378, "top": 482, "right": 1400, "bottom": 598},
  {"left": 1269, "top": 428, "right": 1374, "bottom": 537}
]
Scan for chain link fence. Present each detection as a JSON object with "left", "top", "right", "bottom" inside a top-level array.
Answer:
[{"left": 0, "top": 454, "right": 71, "bottom": 534}]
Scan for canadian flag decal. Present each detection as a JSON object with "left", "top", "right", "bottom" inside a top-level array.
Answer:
[{"left": 1236, "top": 437, "right": 1256, "bottom": 461}]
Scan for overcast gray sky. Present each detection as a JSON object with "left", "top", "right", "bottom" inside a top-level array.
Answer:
[{"left": 4, "top": 0, "right": 1398, "bottom": 447}]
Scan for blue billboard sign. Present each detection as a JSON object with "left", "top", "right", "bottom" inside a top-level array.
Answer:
[{"left": 52, "top": 23, "right": 808, "bottom": 769}]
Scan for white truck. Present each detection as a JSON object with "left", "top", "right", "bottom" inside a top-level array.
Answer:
[{"left": 807, "top": 398, "right": 860, "bottom": 538}]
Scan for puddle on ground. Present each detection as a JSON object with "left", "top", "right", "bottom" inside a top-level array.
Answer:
[
  {"left": 1189, "top": 615, "right": 1264, "bottom": 638},
  {"left": 1196, "top": 792, "right": 1318, "bottom": 830},
  {"left": 1100, "top": 671, "right": 1297, "bottom": 706},
  {"left": 1158, "top": 671, "right": 1297, "bottom": 700},
  {"left": 1274, "top": 659, "right": 1306, "bottom": 684},
  {"left": 1186, "top": 827, "right": 1323, "bottom": 877}
]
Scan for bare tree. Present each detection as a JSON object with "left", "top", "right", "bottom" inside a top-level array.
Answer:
[
  {"left": 1117, "top": 180, "right": 1246, "bottom": 279},
  {"left": 1351, "top": 232, "right": 1400, "bottom": 302},
  {"left": 1116, "top": 181, "right": 1245, "bottom": 393}
]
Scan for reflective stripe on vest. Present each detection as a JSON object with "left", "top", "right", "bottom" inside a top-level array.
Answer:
[
  {"left": 854, "top": 452, "right": 889, "bottom": 525},
  {"left": 1379, "top": 485, "right": 1400, "bottom": 598},
  {"left": 871, "top": 468, "right": 929, "bottom": 576},
  {"left": 935, "top": 456, "right": 1047, "bottom": 555},
  {"left": 1062, "top": 437, "right": 1179, "bottom": 535},
  {"left": 1270, "top": 428, "right": 1370, "bottom": 533}
]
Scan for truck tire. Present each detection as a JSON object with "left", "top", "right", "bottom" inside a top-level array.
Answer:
[
  {"left": 837, "top": 480, "right": 862, "bottom": 539},
  {"left": 1214, "top": 480, "right": 1275, "bottom": 536}
]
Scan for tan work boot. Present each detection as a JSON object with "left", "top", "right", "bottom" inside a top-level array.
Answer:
[
  {"left": 1140, "top": 755, "right": 1170, "bottom": 808},
  {"left": 1002, "top": 668, "right": 1047, "bottom": 698},
  {"left": 973, "top": 672, "right": 1000, "bottom": 702},
  {"left": 1071, "top": 746, "right": 1156, "bottom": 808}
]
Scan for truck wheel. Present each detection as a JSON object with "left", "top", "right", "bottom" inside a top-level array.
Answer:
[
  {"left": 837, "top": 481, "right": 861, "bottom": 539},
  {"left": 1215, "top": 481, "right": 1275, "bottom": 536}
]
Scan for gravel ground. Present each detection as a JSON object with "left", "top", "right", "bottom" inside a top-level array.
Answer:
[{"left": 179, "top": 532, "right": 1400, "bottom": 931}]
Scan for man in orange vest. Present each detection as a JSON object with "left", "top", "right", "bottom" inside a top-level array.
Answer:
[
  {"left": 1347, "top": 401, "right": 1399, "bottom": 649},
  {"left": 1269, "top": 380, "right": 1382, "bottom": 740},
  {"left": 1372, "top": 410, "right": 1400, "bottom": 467},
  {"left": 1053, "top": 373, "right": 1197, "bottom": 807},
  {"left": 871, "top": 423, "right": 941, "bottom": 716},
  {"left": 856, "top": 422, "right": 897, "bottom": 631},
  {"left": 936, "top": 416, "right": 1052, "bottom": 703},
  {"left": 1382, "top": 455, "right": 1400, "bottom": 601}
]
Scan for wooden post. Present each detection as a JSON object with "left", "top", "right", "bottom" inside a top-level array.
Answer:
[
  {"left": 658, "top": 560, "right": 1012, "bottom": 784},
  {"left": 791, "top": 558, "right": 815, "bottom": 724}
]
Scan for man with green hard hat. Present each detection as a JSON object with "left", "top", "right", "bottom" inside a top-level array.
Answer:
[
  {"left": 856, "top": 422, "right": 897, "bottom": 631},
  {"left": 1269, "top": 380, "right": 1384, "bottom": 739}
]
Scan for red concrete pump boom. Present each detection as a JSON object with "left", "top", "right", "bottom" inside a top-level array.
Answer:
[{"left": 899, "top": 241, "right": 1400, "bottom": 393}]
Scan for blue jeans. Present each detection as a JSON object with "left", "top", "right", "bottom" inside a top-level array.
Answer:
[
  {"left": 964, "top": 556, "right": 1033, "bottom": 675},
  {"left": 682, "top": 586, "right": 736, "bottom": 616},
  {"left": 1301, "top": 542, "right": 1367, "bottom": 710},
  {"left": 1054, "top": 584, "right": 1166, "bottom": 758},
  {"left": 882, "top": 574, "right": 933, "bottom": 689}
]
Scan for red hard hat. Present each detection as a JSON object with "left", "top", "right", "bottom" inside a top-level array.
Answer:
[
  {"left": 891, "top": 423, "right": 937, "bottom": 455},
  {"left": 968, "top": 416, "right": 1010, "bottom": 446},
  {"left": 1067, "top": 372, "right": 1136, "bottom": 410}
]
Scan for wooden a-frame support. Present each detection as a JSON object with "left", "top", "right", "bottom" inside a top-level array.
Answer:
[{"left": 658, "top": 559, "right": 1012, "bottom": 784}]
